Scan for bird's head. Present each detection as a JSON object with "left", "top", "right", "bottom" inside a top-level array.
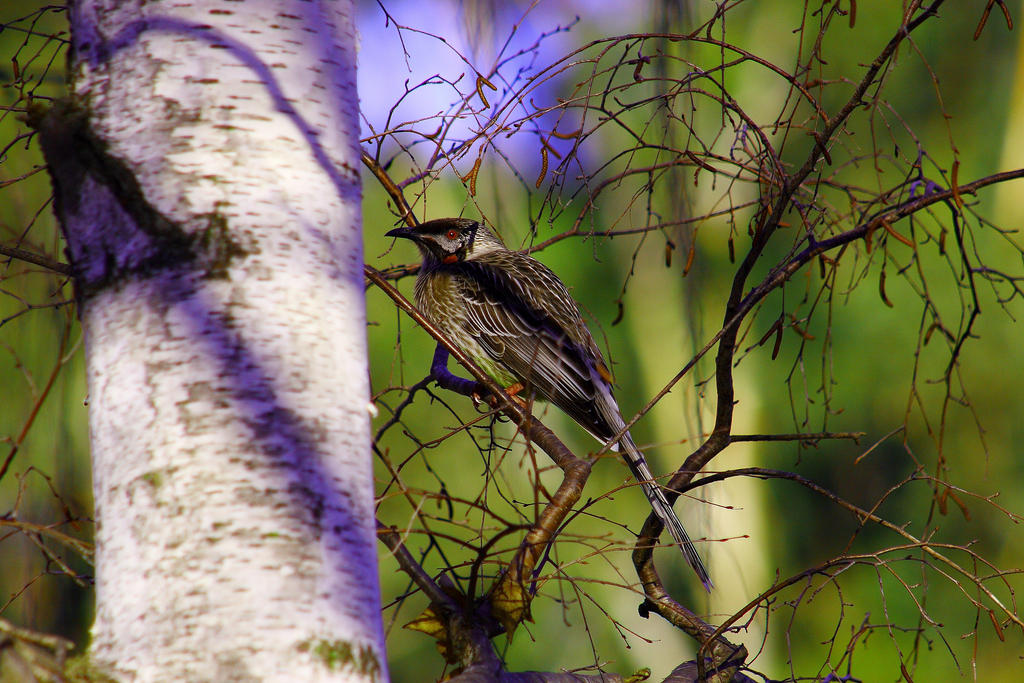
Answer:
[{"left": 386, "top": 218, "right": 505, "bottom": 267}]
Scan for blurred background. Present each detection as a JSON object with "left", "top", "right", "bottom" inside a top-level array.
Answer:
[{"left": 2, "top": 1, "right": 1023, "bottom": 681}]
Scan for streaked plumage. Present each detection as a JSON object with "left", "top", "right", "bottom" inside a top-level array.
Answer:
[{"left": 387, "top": 217, "right": 711, "bottom": 590}]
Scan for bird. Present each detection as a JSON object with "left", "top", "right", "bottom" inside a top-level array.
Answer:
[{"left": 386, "top": 217, "right": 712, "bottom": 590}]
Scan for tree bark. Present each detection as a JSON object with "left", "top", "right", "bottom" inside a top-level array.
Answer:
[{"left": 37, "top": 1, "right": 384, "bottom": 680}]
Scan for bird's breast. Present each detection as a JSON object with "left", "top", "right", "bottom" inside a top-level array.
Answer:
[{"left": 415, "top": 271, "right": 518, "bottom": 386}]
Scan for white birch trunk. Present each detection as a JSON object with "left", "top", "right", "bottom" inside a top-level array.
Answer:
[{"left": 43, "top": 1, "right": 385, "bottom": 680}]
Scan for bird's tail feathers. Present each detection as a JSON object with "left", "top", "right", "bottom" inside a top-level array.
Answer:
[{"left": 618, "top": 434, "right": 713, "bottom": 591}]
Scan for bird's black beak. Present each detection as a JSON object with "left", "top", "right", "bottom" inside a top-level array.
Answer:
[{"left": 385, "top": 226, "right": 416, "bottom": 240}]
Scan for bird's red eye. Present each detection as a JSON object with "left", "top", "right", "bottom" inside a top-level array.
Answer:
[{"left": 446, "top": 229, "right": 459, "bottom": 240}]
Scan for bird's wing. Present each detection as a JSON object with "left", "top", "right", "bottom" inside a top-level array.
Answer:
[
  {"left": 451, "top": 254, "right": 713, "bottom": 589},
  {"left": 451, "top": 255, "right": 615, "bottom": 439}
]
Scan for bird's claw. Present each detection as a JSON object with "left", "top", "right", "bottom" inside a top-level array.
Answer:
[
  {"left": 471, "top": 382, "right": 527, "bottom": 410},
  {"left": 471, "top": 382, "right": 490, "bottom": 409}
]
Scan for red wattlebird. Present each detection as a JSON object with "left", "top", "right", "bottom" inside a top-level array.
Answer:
[{"left": 387, "top": 218, "right": 712, "bottom": 590}]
